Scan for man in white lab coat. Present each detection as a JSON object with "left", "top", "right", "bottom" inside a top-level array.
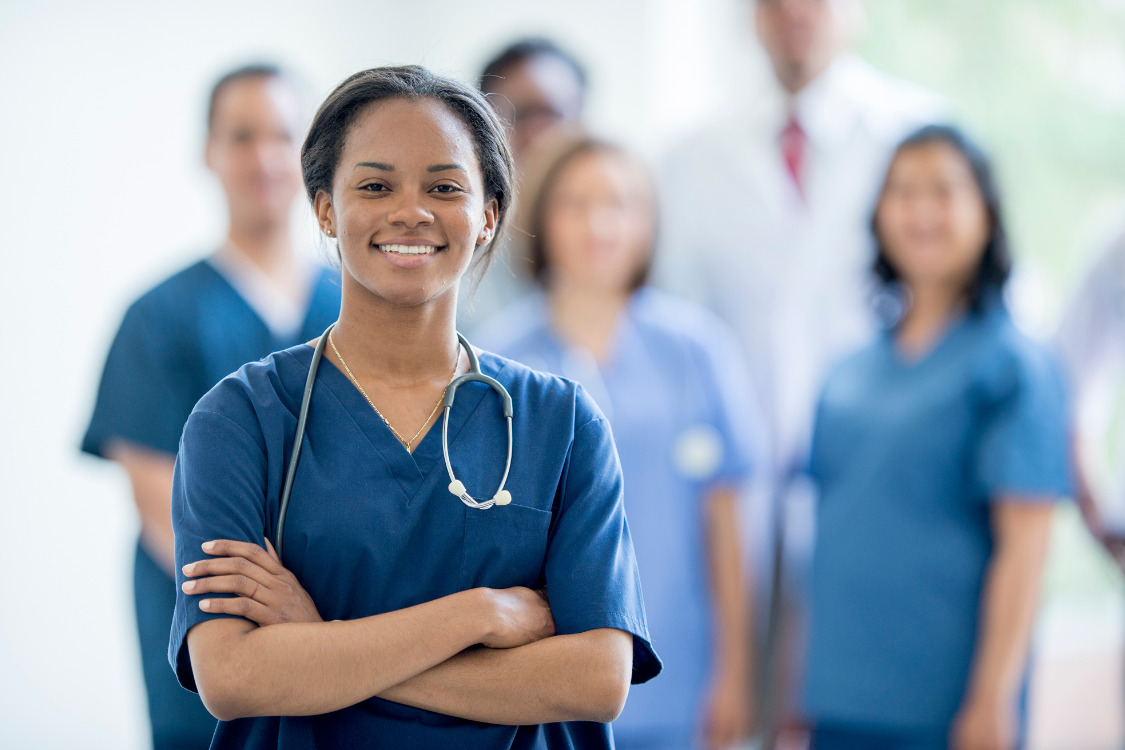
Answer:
[
  {"left": 661, "top": 0, "right": 943, "bottom": 480},
  {"left": 658, "top": 0, "right": 944, "bottom": 737}
]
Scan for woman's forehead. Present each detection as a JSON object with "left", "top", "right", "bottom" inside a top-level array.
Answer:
[{"left": 342, "top": 97, "right": 480, "bottom": 171}]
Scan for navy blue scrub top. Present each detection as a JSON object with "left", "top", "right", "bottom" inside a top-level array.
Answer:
[
  {"left": 803, "top": 298, "right": 1071, "bottom": 733},
  {"left": 169, "top": 345, "right": 662, "bottom": 749},
  {"left": 82, "top": 259, "right": 342, "bottom": 459}
]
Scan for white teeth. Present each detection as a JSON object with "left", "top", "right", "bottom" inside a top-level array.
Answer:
[{"left": 379, "top": 244, "right": 439, "bottom": 255}]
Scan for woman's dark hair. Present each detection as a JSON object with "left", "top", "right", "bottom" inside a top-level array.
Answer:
[
  {"left": 522, "top": 134, "right": 656, "bottom": 292},
  {"left": 479, "top": 37, "right": 587, "bottom": 98},
  {"left": 872, "top": 123, "right": 1011, "bottom": 310},
  {"left": 301, "top": 65, "right": 516, "bottom": 270}
]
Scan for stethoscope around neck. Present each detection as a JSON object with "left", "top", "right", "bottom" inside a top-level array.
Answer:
[{"left": 273, "top": 324, "right": 514, "bottom": 561}]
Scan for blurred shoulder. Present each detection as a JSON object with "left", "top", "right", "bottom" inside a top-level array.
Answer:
[
  {"left": 629, "top": 288, "right": 742, "bottom": 359},
  {"left": 834, "top": 55, "right": 949, "bottom": 137},
  {"left": 190, "top": 344, "right": 311, "bottom": 431},
  {"left": 472, "top": 292, "right": 552, "bottom": 356},
  {"left": 124, "top": 258, "right": 220, "bottom": 322},
  {"left": 479, "top": 349, "right": 605, "bottom": 430}
]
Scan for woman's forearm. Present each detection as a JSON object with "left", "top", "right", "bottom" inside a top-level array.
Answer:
[
  {"left": 379, "top": 628, "right": 633, "bottom": 725},
  {"left": 188, "top": 588, "right": 494, "bottom": 720},
  {"left": 963, "top": 502, "right": 1054, "bottom": 707},
  {"left": 705, "top": 487, "right": 753, "bottom": 680}
]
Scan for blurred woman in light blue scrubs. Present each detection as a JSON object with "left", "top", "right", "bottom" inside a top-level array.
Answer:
[
  {"left": 477, "top": 133, "right": 758, "bottom": 750},
  {"left": 803, "top": 125, "right": 1071, "bottom": 750}
]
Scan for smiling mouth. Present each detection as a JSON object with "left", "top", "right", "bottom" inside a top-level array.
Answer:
[{"left": 378, "top": 244, "right": 442, "bottom": 256}]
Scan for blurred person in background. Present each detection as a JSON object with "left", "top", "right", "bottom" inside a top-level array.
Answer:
[
  {"left": 803, "top": 125, "right": 1069, "bottom": 750},
  {"left": 460, "top": 37, "right": 590, "bottom": 329},
  {"left": 1055, "top": 224, "right": 1125, "bottom": 568},
  {"left": 658, "top": 0, "right": 944, "bottom": 736},
  {"left": 477, "top": 133, "right": 759, "bottom": 750},
  {"left": 81, "top": 63, "right": 341, "bottom": 749}
]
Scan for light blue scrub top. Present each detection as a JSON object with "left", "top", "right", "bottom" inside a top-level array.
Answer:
[
  {"left": 476, "top": 288, "right": 757, "bottom": 747},
  {"left": 169, "top": 344, "right": 661, "bottom": 749},
  {"left": 803, "top": 298, "right": 1071, "bottom": 733}
]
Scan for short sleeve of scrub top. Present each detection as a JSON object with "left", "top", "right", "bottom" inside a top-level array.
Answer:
[
  {"left": 83, "top": 295, "right": 202, "bottom": 457},
  {"left": 972, "top": 336, "right": 1072, "bottom": 500},
  {"left": 169, "top": 347, "right": 660, "bottom": 749}
]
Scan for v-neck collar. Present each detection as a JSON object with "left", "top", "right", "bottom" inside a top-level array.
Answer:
[
  {"left": 204, "top": 257, "right": 329, "bottom": 345},
  {"left": 304, "top": 345, "right": 505, "bottom": 506}
]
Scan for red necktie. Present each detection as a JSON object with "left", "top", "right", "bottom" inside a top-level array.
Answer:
[{"left": 780, "top": 113, "right": 806, "bottom": 197}]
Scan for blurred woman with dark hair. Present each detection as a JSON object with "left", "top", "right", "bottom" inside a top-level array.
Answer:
[
  {"left": 478, "top": 133, "right": 759, "bottom": 750},
  {"left": 802, "top": 125, "right": 1071, "bottom": 750}
]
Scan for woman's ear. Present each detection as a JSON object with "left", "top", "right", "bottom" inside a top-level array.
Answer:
[
  {"left": 477, "top": 198, "right": 500, "bottom": 246},
  {"left": 313, "top": 189, "right": 335, "bottom": 237}
]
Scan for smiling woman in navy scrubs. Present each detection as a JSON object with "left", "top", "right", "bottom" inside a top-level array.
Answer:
[
  {"left": 168, "top": 66, "right": 660, "bottom": 750},
  {"left": 803, "top": 125, "right": 1070, "bottom": 750}
]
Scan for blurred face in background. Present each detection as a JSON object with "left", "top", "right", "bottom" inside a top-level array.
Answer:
[
  {"left": 485, "top": 55, "right": 585, "bottom": 163},
  {"left": 205, "top": 75, "right": 304, "bottom": 229},
  {"left": 542, "top": 148, "right": 654, "bottom": 296},
  {"left": 875, "top": 142, "right": 991, "bottom": 295},
  {"left": 755, "top": 0, "right": 851, "bottom": 92}
]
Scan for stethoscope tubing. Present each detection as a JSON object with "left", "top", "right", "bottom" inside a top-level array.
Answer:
[{"left": 274, "top": 324, "right": 513, "bottom": 562}]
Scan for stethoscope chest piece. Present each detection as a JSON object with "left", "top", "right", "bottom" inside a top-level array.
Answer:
[{"left": 442, "top": 338, "right": 515, "bottom": 510}]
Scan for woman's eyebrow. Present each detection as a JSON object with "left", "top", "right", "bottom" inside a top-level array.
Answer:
[
  {"left": 356, "top": 161, "right": 394, "bottom": 171},
  {"left": 428, "top": 163, "right": 466, "bottom": 173}
]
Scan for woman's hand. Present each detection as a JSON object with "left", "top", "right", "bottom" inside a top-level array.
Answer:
[
  {"left": 699, "top": 669, "right": 753, "bottom": 750},
  {"left": 182, "top": 538, "right": 322, "bottom": 626},
  {"left": 951, "top": 695, "right": 1016, "bottom": 750},
  {"left": 480, "top": 587, "right": 555, "bottom": 649}
]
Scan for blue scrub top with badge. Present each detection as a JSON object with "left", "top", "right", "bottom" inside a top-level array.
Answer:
[
  {"left": 168, "top": 343, "right": 662, "bottom": 749},
  {"left": 476, "top": 288, "right": 757, "bottom": 748},
  {"left": 803, "top": 297, "right": 1071, "bottom": 735}
]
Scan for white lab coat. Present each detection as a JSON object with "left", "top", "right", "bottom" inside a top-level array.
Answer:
[{"left": 658, "top": 54, "right": 945, "bottom": 480}]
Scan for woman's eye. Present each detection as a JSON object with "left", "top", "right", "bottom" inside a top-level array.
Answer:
[
  {"left": 432, "top": 184, "right": 461, "bottom": 194},
  {"left": 361, "top": 183, "right": 388, "bottom": 192}
]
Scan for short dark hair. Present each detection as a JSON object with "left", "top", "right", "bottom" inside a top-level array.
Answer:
[
  {"left": 207, "top": 63, "right": 289, "bottom": 132},
  {"left": 523, "top": 135, "right": 656, "bottom": 292},
  {"left": 873, "top": 123, "right": 1011, "bottom": 310},
  {"left": 301, "top": 65, "right": 516, "bottom": 270},
  {"left": 479, "top": 37, "right": 588, "bottom": 96}
]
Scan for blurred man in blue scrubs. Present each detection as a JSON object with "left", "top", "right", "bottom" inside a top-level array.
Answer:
[{"left": 81, "top": 64, "right": 341, "bottom": 749}]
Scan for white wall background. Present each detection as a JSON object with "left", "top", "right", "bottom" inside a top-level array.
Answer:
[{"left": 0, "top": 1, "right": 758, "bottom": 746}]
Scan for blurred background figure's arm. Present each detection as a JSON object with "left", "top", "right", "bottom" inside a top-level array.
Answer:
[{"left": 106, "top": 442, "right": 177, "bottom": 576}]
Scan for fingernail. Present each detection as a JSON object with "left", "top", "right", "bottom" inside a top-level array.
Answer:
[
  {"left": 182, "top": 563, "right": 194, "bottom": 575},
  {"left": 182, "top": 581, "right": 196, "bottom": 592},
  {"left": 202, "top": 541, "right": 215, "bottom": 552},
  {"left": 200, "top": 600, "right": 211, "bottom": 610}
]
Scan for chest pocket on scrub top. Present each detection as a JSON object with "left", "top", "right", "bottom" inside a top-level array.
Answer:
[{"left": 459, "top": 503, "right": 552, "bottom": 590}]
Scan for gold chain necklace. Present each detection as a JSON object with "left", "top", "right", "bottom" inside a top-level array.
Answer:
[{"left": 328, "top": 331, "right": 459, "bottom": 452}]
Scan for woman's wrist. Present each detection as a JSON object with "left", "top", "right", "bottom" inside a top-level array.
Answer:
[{"left": 456, "top": 588, "right": 497, "bottom": 645}]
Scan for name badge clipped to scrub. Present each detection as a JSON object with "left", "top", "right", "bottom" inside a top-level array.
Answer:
[{"left": 673, "top": 424, "right": 724, "bottom": 481}]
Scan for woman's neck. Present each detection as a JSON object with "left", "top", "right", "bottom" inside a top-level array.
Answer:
[
  {"left": 896, "top": 281, "right": 968, "bottom": 357},
  {"left": 331, "top": 280, "right": 461, "bottom": 386},
  {"left": 547, "top": 281, "right": 631, "bottom": 362}
]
